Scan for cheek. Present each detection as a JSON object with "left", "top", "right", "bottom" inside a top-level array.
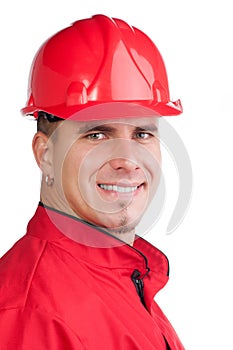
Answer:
[
  {"left": 156, "top": 149, "right": 162, "bottom": 168},
  {"left": 61, "top": 151, "right": 81, "bottom": 191},
  {"left": 152, "top": 140, "right": 161, "bottom": 160},
  {"left": 145, "top": 143, "right": 161, "bottom": 194},
  {"left": 146, "top": 142, "right": 161, "bottom": 170}
]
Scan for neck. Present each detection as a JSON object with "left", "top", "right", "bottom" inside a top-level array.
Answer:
[{"left": 104, "top": 227, "right": 135, "bottom": 246}]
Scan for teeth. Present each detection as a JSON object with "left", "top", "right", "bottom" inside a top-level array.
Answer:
[{"left": 99, "top": 184, "right": 138, "bottom": 193}]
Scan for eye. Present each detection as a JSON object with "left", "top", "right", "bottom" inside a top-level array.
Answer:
[
  {"left": 86, "top": 132, "right": 106, "bottom": 140},
  {"left": 135, "top": 132, "right": 152, "bottom": 140}
]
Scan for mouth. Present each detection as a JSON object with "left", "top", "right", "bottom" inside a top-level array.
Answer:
[{"left": 97, "top": 183, "right": 144, "bottom": 194}]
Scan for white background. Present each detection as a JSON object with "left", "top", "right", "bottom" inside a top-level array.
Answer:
[{"left": 0, "top": 1, "right": 232, "bottom": 349}]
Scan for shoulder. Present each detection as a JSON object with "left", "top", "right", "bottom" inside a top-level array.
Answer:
[
  {"left": 0, "top": 233, "right": 90, "bottom": 316},
  {"left": 0, "top": 234, "right": 47, "bottom": 309}
]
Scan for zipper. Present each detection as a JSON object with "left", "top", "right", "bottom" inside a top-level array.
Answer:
[{"left": 131, "top": 269, "right": 148, "bottom": 309}]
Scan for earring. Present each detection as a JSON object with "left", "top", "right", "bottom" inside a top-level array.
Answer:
[{"left": 45, "top": 175, "right": 54, "bottom": 187}]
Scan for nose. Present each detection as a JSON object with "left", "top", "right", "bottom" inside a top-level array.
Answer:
[
  {"left": 109, "top": 158, "right": 139, "bottom": 172},
  {"left": 107, "top": 139, "right": 141, "bottom": 172}
]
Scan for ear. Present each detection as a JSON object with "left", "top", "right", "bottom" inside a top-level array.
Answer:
[{"left": 32, "top": 132, "right": 54, "bottom": 175}]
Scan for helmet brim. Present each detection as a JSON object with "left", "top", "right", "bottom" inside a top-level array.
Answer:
[{"left": 21, "top": 100, "right": 182, "bottom": 121}]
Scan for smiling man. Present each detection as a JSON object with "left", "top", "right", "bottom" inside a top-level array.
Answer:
[
  {"left": 35, "top": 115, "right": 161, "bottom": 245},
  {"left": 0, "top": 15, "right": 184, "bottom": 349}
]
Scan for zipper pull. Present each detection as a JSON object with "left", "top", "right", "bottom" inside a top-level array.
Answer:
[{"left": 131, "top": 269, "right": 147, "bottom": 309}]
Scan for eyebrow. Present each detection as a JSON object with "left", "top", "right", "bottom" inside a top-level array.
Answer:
[
  {"left": 134, "top": 124, "right": 158, "bottom": 133},
  {"left": 78, "top": 124, "right": 116, "bottom": 134},
  {"left": 78, "top": 123, "right": 158, "bottom": 135}
]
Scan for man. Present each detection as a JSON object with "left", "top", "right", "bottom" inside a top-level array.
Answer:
[{"left": 0, "top": 14, "right": 184, "bottom": 349}]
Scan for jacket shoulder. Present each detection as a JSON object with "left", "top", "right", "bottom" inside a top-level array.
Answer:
[{"left": 0, "top": 235, "right": 47, "bottom": 309}]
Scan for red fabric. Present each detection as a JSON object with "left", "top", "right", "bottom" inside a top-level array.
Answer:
[{"left": 0, "top": 205, "right": 184, "bottom": 349}]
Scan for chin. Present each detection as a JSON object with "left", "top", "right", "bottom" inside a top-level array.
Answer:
[{"left": 97, "top": 211, "right": 143, "bottom": 234}]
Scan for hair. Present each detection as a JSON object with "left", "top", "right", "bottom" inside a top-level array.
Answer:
[{"left": 37, "top": 111, "right": 63, "bottom": 137}]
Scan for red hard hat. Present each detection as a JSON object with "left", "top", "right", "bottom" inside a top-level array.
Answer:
[{"left": 21, "top": 14, "right": 182, "bottom": 120}]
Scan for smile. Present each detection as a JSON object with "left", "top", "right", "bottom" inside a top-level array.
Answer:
[{"left": 98, "top": 184, "right": 142, "bottom": 193}]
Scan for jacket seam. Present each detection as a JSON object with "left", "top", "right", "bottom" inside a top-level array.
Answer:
[
  {"left": 0, "top": 306, "right": 85, "bottom": 348},
  {"left": 23, "top": 240, "right": 48, "bottom": 308}
]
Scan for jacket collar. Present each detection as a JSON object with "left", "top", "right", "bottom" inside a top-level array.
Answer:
[{"left": 26, "top": 203, "right": 169, "bottom": 299}]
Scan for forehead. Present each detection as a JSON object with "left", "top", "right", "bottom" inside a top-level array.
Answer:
[{"left": 63, "top": 117, "right": 159, "bottom": 134}]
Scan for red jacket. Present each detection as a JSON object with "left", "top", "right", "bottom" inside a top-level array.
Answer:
[{"left": 0, "top": 203, "right": 184, "bottom": 349}]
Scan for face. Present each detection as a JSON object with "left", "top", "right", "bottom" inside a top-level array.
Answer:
[{"left": 46, "top": 117, "right": 161, "bottom": 234}]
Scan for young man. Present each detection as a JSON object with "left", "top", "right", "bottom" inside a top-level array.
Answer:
[{"left": 0, "top": 15, "right": 184, "bottom": 349}]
